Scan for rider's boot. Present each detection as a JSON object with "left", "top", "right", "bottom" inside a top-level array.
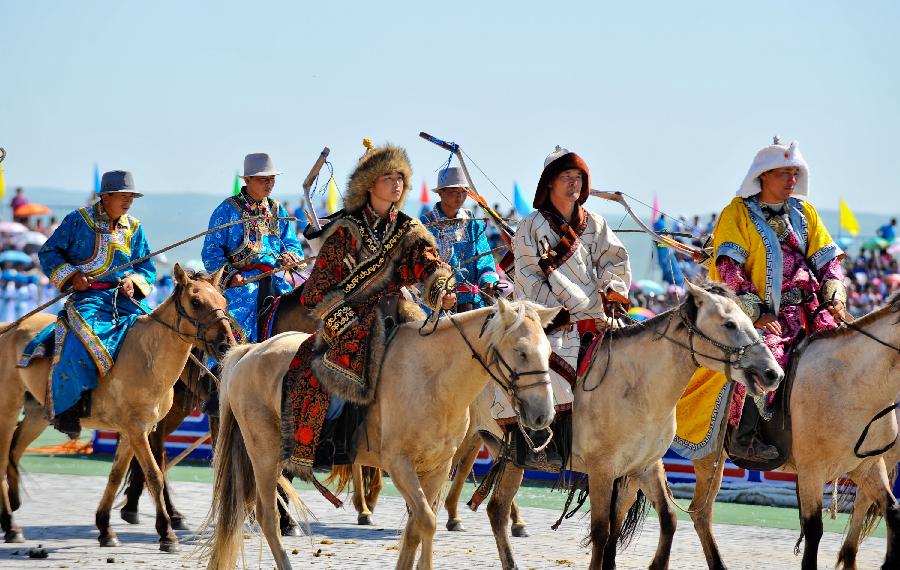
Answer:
[{"left": 729, "top": 400, "right": 778, "bottom": 462}]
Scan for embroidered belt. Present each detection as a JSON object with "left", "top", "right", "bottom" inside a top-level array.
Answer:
[
  {"left": 243, "top": 263, "right": 275, "bottom": 273},
  {"left": 89, "top": 282, "right": 117, "bottom": 290}
]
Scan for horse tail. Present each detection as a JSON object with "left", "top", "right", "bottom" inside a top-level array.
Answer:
[
  {"left": 201, "top": 345, "right": 256, "bottom": 569},
  {"left": 617, "top": 477, "right": 649, "bottom": 549},
  {"left": 324, "top": 464, "right": 353, "bottom": 495},
  {"left": 861, "top": 465, "right": 899, "bottom": 539},
  {"left": 363, "top": 467, "right": 382, "bottom": 505}
]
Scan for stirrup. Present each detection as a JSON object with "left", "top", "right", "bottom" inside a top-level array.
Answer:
[{"left": 732, "top": 436, "right": 779, "bottom": 462}]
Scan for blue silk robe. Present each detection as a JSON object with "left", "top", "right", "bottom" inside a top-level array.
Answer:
[
  {"left": 201, "top": 190, "right": 303, "bottom": 341},
  {"left": 420, "top": 206, "right": 498, "bottom": 308},
  {"left": 34, "top": 202, "right": 156, "bottom": 415}
]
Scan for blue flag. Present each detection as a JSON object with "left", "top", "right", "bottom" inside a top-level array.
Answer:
[
  {"left": 513, "top": 181, "right": 533, "bottom": 217},
  {"left": 93, "top": 163, "right": 101, "bottom": 194}
]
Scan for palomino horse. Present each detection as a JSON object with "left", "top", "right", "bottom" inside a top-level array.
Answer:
[
  {"left": 688, "top": 291, "right": 900, "bottom": 570},
  {"left": 0, "top": 265, "right": 234, "bottom": 552},
  {"left": 477, "top": 280, "right": 784, "bottom": 570},
  {"left": 204, "top": 299, "right": 560, "bottom": 570}
]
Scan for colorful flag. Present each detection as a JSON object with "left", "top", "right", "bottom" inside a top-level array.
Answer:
[
  {"left": 839, "top": 199, "right": 860, "bottom": 236},
  {"left": 326, "top": 176, "right": 340, "bottom": 214},
  {"left": 513, "top": 181, "right": 533, "bottom": 217},
  {"left": 232, "top": 171, "right": 241, "bottom": 196},
  {"left": 651, "top": 193, "right": 660, "bottom": 224},
  {"left": 420, "top": 180, "right": 430, "bottom": 204},
  {"left": 93, "top": 163, "right": 101, "bottom": 194}
]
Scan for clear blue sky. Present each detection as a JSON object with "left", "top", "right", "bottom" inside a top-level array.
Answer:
[{"left": 2, "top": 1, "right": 898, "bottom": 218}]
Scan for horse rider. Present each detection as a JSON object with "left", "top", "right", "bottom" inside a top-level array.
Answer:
[
  {"left": 508, "top": 146, "right": 632, "bottom": 470},
  {"left": 282, "top": 141, "right": 455, "bottom": 472},
  {"left": 33, "top": 170, "right": 156, "bottom": 436},
  {"left": 201, "top": 152, "right": 304, "bottom": 345},
  {"left": 704, "top": 139, "right": 848, "bottom": 461},
  {"left": 421, "top": 166, "right": 500, "bottom": 311}
]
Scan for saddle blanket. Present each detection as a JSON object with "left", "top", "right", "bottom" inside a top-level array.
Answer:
[{"left": 17, "top": 322, "right": 56, "bottom": 368}]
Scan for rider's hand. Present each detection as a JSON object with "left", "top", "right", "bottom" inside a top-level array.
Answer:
[
  {"left": 440, "top": 291, "right": 457, "bottom": 310},
  {"left": 71, "top": 272, "right": 94, "bottom": 292},
  {"left": 754, "top": 314, "right": 782, "bottom": 336},
  {"left": 120, "top": 276, "right": 136, "bottom": 298},
  {"left": 228, "top": 274, "right": 246, "bottom": 288},
  {"left": 828, "top": 299, "right": 848, "bottom": 322},
  {"left": 279, "top": 251, "right": 303, "bottom": 266}
]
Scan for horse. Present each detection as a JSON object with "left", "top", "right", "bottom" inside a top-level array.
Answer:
[
  {"left": 0, "top": 264, "right": 235, "bottom": 552},
  {"left": 476, "top": 280, "right": 784, "bottom": 570},
  {"left": 688, "top": 291, "right": 900, "bottom": 570},
  {"left": 204, "top": 299, "right": 560, "bottom": 570}
]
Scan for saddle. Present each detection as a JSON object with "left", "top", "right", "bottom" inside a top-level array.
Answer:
[{"left": 724, "top": 334, "right": 809, "bottom": 471}]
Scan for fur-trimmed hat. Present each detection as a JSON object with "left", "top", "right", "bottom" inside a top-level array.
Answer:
[
  {"left": 533, "top": 146, "right": 591, "bottom": 210},
  {"left": 738, "top": 140, "right": 809, "bottom": 198},
  {"left": 343, "top": 140, "right": 413, "bottom": 212}
]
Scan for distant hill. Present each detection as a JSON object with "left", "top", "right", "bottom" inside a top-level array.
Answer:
[{"left": 10, "top": 187, "right": 898, "bottom": 280}]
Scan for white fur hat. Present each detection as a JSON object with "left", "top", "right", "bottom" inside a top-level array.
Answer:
[{"left": 737, "top": 140, "right": 809, "bottom": 198}]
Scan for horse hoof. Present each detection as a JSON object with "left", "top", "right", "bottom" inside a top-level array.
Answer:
[
  {"left": 357, "top": 514, "right": 374, "bottom": 526},
  {"left": 99, "top": 535, "right": 121, "bottom": 547},
  {"left": 511, "top": 525, "right": 529, "bottom": 538},
  {"left": 120, "top": 510, "right": 140, "bottom": 525},
  {"left": 159, "top": 541, "right": 180, "bottom": 553},
  {"left": 446, "top": 520, "right": 466, "bottom": 532},
  {"left": 170, "top": 518, "right": 190, "bottom": 531},
  {"left": 280, "top": 523, "right": 300, "bottom": 537},
  {"left": 4, "top": 529, "right": 25, "bottom": 543}
]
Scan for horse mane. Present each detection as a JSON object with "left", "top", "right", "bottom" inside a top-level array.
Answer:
[
  {"left": 481, "top": 300, "right": 547, "bottom": 347},
  {"left": 608, "top": 279, "right": 739, "bottom": 340},
  {"left": 812, "top": 290, "right": 900, "bottom": 340}
]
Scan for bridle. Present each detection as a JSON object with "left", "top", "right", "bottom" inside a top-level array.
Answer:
[
  {"left": 128, "top": 283, "right": 231, "bottom": 354},
  {"left": 448, "top": 311, "right": 554, "bottom": 453},
  {"left": 653, "top": 305, "right": 766, "bottom": 383},
  {"left": 448, "top": 311, "right": 551, "bottom": 399}
]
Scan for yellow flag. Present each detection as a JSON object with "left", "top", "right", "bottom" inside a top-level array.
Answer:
[
  {"left": 839, "top": 199, "right": 860, "bottom": 236},
  {"left": 0, "top": 163, "right": 5, "bottom": 200},
  {"left": 325, "top": 176, "right": 339, "bottom": 214}
]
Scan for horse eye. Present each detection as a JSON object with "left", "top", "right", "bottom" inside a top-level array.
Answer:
[
  {"left": 191, "top": 299, "right": 202, "bottom": 309},
  {"left": 519, "top": 351, "right": 528, "bottom": 360},
  {"left": 724, "top": 321, "right": 737, "bottom": 330}
]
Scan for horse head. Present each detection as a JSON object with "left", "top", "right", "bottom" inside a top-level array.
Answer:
[
  {"left": 171, "top": 263, "right": 235, "bottom": 361},
  {"left": 682, "top": 280, "right": 784, "bottom": 396},
  {"left": 483, "top": 298, "right": 561, "bottom": 430}
]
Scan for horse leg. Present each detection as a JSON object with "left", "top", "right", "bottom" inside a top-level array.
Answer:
[
  {"left": 852, "top": 459, "right": 900, "bottom": 569},
  {"left": 8, "top": 394, "right": 47, "bottom": 513},
  {"left": 837, "top": 480, "right": 875, "bottom": 570},
  {"left": 689, "top": 451, "right": 727, "bottom": 570},
  {"left": 0, "top": 391, "right": 25, "bottom": 543},
  {"left": 130, "top": 432, "right": 179, "bottom": 552},
  {"left": 603, "top": 476, "right": 640, "bottom": 570},
  {"left": 509, "top": 499, "right": 528, "bottom": 538},
  {"left": 445, "top": 436, "right": 480, "bottom": 532},
  {"left": 96, "top": 438, "right": 133, "bottom": 548},
  {"left": 486, "top": 464, "right": 526, "bottom": 569},
  {"left": 388, "top": 457, "right": 438, "bottom": 570},
  {"left": 797, "top": 473, "right": 826, "bottom": 570},
  {"left": 638, "top": 462, "right": 677, "bottom": 570},
  {"left": 278, "top": 471, "right": 300, "bottom": 536},
  {"left": 365, "top": 467, "right": 384, "bottom": 511},
  {"left": 586, "top": 470, "right": 615, "bottom": 570},
  {"left": 255, "top": 474, "right": 291, "bottom": 570},
  {"left": 352, "top": 463, "right": 374, "bottom": 525}
]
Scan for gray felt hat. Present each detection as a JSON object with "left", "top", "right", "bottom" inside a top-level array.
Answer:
[
  {"left": 433, "top": 167, "right": 469, "bottom": 192},
  {"left": 242, "top": 153, "right": 282, "bottom": 177},
  {"left": 99, "top": 170, "right": 144, "bottom": 198}
]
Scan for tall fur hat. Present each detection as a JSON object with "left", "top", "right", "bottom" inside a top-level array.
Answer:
[
  {"left": 533, "top": 146, "right": 591, "bottom": 210},
  {"left": 343, "top": 139, "right": 413, "bottom": 212}
]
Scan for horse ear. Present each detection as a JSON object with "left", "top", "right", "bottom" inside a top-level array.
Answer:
[
  {"left": 685, "top": 279, "right": 707, "bottom": 306},
  {"left": 496, "top": 297, "right": 514, "bottom": 326},
  {"left": 211, "top": 265, "right": 226, "bottom": 289},
  {"left": 536, "top": 306, "right": 564, "bottom": 329},
  {"left": 173, "top": 263, "right": 190, "bottom": 286}
]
